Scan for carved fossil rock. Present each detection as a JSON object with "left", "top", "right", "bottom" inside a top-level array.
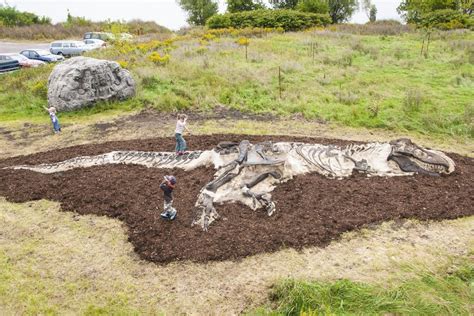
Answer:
[{"left": 47, "top": 57, "right": 135, "bottom": 111}]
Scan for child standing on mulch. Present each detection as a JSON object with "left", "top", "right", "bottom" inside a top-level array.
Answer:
[
  {"left": 160, "top": 175, "right": 177, "bottom": 221},
  {"left": 175, "top": 114, "right": 191, "bottom": 155},
  {"left": 43, "top": 106, "right": 61, "bottom": 134}
]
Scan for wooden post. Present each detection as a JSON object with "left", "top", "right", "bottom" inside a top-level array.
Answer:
[
  {"left": 425, "top": 31, "right": 431, "bottom": 58},
  {"left": 245, "top": 45, "right": 248, "bottom": 61},
  {"left": 312, "top": 42, "right": 315, "bottom": 63},
  {"left": 420, "top": 36, "right": 425, "bottom": 56},
  {"left": 278, "top": 66, "right": 282, "bottom": 99}
]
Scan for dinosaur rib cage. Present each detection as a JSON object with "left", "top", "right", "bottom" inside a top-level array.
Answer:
[{"left": 295, "top": 144, "right": 349, "bottom": 177}]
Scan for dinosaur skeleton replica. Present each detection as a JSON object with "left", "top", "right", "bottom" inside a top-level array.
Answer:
[{"left": 6, "top": 138, "right": 455, "bottom": 230}]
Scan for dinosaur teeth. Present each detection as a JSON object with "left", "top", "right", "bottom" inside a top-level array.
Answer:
[{"left": 413, "top": 159, "right": 447, "bottom": 173}]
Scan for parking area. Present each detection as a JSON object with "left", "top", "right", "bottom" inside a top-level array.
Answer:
[{"left": 0, "top": 41, "right": 49, "bottom": 54}]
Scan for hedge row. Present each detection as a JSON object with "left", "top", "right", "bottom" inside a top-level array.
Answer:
[
  {"left": 421, "top": 9, "right": 473, "bottom": 30},
  {"left": 207, "top": 9, "right": 331, "bottom": 31}
]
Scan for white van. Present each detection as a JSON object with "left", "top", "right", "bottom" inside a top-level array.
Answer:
[{"left": 49, "top": 41, "right": 91, "bottom": 57}]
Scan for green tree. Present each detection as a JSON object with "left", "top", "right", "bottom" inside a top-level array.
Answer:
[
  {"left": 177, "top": 0, "right": 218, "bottom": 25},
  {"left": 269, "top": 0, "right": 299, "bottom": 9},
  {"left": 369, "top": 4, "right": 377, "bottom": 21},
  {"left": 227, "top": 0, "right": 265, "bottom": 12},
  {"left": 397, "top": 0, "right": 458, "bottom": 23},
  {"left": 64, "top": 9, "right": 91, "bottom": 27},
  {"left": 296, "top": 0, "right": 329, "bottom": 14},
  {"left": 0, "top": 4, "right": 51, "bottom": 26},
  {"left": 327, "top": 0, "right": 359, "bottom": 23}
]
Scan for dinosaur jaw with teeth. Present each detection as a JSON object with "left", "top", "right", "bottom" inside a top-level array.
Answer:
[
  {"left": 389, "top": 139, "right": 455, "bottom": 176},
  {"left": 388, "top": 150, "right": 455, "bottom": 176}
]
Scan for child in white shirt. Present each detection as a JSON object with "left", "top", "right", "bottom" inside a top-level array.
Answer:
[
  {"left": 175, "top": 114, "right": 191, "bottom": 155},
  {"left": 44, "top": 106, "right": 61, "bottom": 133}
]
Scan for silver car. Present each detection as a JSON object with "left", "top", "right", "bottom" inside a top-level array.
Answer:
[{"left": 49, "top": 41, "right": 91, "bottom": 57}]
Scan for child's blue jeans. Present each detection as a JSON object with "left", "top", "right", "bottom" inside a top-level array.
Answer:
[
  {"left": 52, "top": 120, "right": 61, "bottom": 132},
  {"left": 175, "top": 133, "right": 186, "bottom": 152}
]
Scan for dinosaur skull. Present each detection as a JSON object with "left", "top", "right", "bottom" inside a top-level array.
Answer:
[{"left": 388, "top": 138, "right": 455, "bottom": 176}]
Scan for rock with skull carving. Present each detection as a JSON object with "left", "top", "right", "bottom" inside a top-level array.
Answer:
[{"left": 47, "top": 57, "right": 135, "bottom": 111}]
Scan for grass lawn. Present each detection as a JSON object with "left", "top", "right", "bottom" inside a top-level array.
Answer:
[{"left": 1, "top": 28, "right": 472, "bottom": 140}]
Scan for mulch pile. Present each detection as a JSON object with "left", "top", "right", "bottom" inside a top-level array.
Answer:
[{"left": 0, "top": 135, "right": 472, "bottom": 264}]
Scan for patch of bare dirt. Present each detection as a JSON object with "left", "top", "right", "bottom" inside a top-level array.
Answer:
[
  {"left": 0, "top": 135, "right": 472, "bottom": 264},
  {"left": 92, "top": 108, "right": 278, "bottom": 134}
]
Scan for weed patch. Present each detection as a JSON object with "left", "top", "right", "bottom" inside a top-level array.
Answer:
[{"left": 259, "top": 261, "right": 474, "bottom": 315}]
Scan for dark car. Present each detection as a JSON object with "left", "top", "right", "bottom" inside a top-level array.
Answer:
[
  {"left": 0, "top": 55, "right": 20, "bottom": 73},
  {"left": 20, "top": 49, "right": 65, "bottom": 63},
  {"left": 83, "top": 32, "right": 114, "bottom": 41}
]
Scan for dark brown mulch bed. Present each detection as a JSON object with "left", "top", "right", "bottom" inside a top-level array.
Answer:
[{"left": 0, "top": 135, "right": 472, "bottom": 264}]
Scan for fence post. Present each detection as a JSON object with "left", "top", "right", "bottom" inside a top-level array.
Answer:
[{"left": 278, "top": 66, "right": 282, "bottom": 99}]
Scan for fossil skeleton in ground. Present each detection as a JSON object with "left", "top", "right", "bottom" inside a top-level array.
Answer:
[{"left": 6, "top": 138, "right": 455, "bottom": 230}]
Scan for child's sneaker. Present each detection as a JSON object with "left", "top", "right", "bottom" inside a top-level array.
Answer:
[
  {"left": 160, "top": 211, "right": 170, "bottom": 219},
  {"left": 168, "top": 210, "right": 177, "bottom": 220}
]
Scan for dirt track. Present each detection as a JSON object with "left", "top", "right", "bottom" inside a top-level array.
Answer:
[{"left": 0, "top": 134, "right": 472, "bottom": 263}]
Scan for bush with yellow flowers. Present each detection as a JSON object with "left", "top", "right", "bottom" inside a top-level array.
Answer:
[
  {"left": 236, "top": 37, "right": 250, "bottom": 46},
  {"left": 117, "top": 60, "right": 129, "bottom": 69},
  {"left": 148, "top": 52, "right": 170, "bottom": 65}
]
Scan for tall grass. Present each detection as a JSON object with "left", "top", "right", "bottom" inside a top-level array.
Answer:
[{"left": 256, "top": 261, "right": 473, "bottom": 315}]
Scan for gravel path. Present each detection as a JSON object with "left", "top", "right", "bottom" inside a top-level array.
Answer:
[{"left": 0, "top": 41, "right": 49, "bottom": 54}]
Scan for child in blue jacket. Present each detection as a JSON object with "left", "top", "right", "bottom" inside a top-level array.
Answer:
[{"left": 160, "top": 175, "right": 177, "bottom": 220}]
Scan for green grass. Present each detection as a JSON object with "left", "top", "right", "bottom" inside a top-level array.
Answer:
[
  {"left": 254, "top": 261, "right": 474, "bottom": 315},
  {"left": 0, "top": 29, "right": 473, "bottom": 139}
]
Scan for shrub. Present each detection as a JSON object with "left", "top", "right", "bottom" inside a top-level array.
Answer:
[
  {"left": 31, "top": 80, "right": 48, "bottom": 99},
  {"left": 117, "top": 60, "right": 129, "bottom": 69},
  {"left": 206, "top": 14, "right": 232, "bottom": 29},
  {"left": 403, "top": 89, "right": 424, "bottom": 112},
  {"left": 207, "top": 9, "right": 331, "bottom": 31},
  {"left": 148, "top": 52, "right": 170, "bottom": 65},
  {"left": 331, "top": 21, "right": 413, "bottom": 35},
  {"left": 141, "top": 76, "right": 161, "bottom": 90},
  {"left": 421, "top": 9, "right": 473, "bottom": 30},
  {"left": 236, "top": 37, "right": 250, "bottom": 46}
]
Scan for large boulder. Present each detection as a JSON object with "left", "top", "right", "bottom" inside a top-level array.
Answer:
[{"left": 47, "top": 57, "right": 135, "bottom": 111}]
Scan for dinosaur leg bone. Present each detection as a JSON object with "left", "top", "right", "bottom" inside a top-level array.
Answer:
[{"left": 242, "top": 171, "right": 282, "bottom": 216}]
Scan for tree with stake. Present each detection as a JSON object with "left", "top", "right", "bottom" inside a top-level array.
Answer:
[{"left": 236, "top": 37, "right": 250, "bottom": 61}]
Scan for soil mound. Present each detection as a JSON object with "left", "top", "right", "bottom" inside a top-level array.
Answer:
[{"left": 0, "top": 135, "right": 472, "bottom": 263}]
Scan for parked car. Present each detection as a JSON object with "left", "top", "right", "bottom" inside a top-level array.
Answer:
[
  {"left": 50, "top": 40, "right": 92, "bottom": 57},
  {"left": 83, "top": 39, "right": 106, "bottom": 50},
  {"left": 20, "top": 49, "right": 65, "bottom": 63},
  {"left": 0, "top": 55, "right": 20, "bottom": 73},
  {"left": 6, "top": 53, "right": 46, "bottom": 68},
  {"left": 83, "top": 31, "right": 133, "bottom": 42},
  {"left": 83, "top": 32, "right": 114, "bottom": 41}
]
